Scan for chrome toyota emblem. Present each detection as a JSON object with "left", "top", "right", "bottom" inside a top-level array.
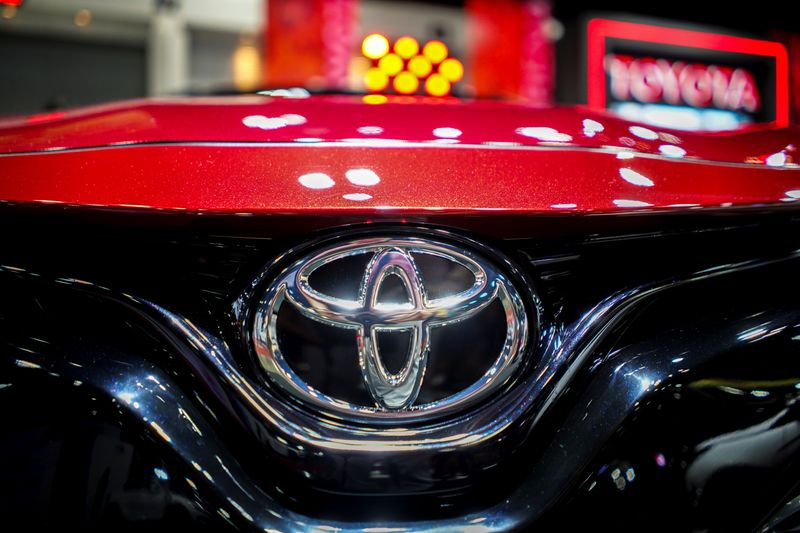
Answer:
[{"left": 253, "top": 236, "right": 529, "bottom": 420}]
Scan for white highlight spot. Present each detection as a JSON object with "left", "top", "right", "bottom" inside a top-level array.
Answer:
[
  {"left": 343, "top": 193, "right": 373, "bottom": 201},
  {"left": 766, "top": 152, "right": 787, "bottom": 167},
  {"left": 614, "top": 199, "right": 652, "bottom": 208},
  {"left": 298, "top": 173, "right": 335, "bottom": 189},
  {"left": 242, "top": 115, "right": 288, "bottom": 130},
  {"left": 357, "top": 126, "right": 383, "bottom": 135},
  {"left": 516, "top": 127, "right": 572, "bottom": 142},
  {"left": 785, "top": 189, "right": 800, "bottom": 198},
  {"left": 619, "top": 168, "right": 654, "bottom": 187},
  {"left": 659, "top": 145, "right": 686, "bottom": 158},
  {"left": 629, "top": 126, "right": 659, "bottom": 140},
  {"left": 582, "top": 119, "right": 604, "bottom": 137},
  {"left": 243, "top": 114, "right": 306, "bottom": 129},
  {"left": 345, "top": 168, "right": 380, "bottom": 186},
  {"left": 280, "top": 113, "right": 306, "bottom": 125},
  {"left": 616, "top": 151, "right": 636, "bottom": 160},
  {"left": 551, "top": 203, "right": 577, "bottom": 209},
  {"left": 433, "top": 127, "right": 462, "bottom": 138}
]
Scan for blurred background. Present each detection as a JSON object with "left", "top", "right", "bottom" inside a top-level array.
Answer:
[{"left": 1, "top": 0, "right": 799, "bottom": 130}]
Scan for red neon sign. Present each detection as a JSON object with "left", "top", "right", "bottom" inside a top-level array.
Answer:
[{"left": 587, "top": 19, "right": 789, "bottom": 127}]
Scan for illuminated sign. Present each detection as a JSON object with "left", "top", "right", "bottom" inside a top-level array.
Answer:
[
  {"left": 587, "top": 19, "right": 789, "bottom": 129},
  {"left": 607, "top": 55, "right": 761, "bottom": 113}
]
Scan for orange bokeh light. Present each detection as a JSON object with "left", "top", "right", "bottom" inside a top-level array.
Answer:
[
  {"left": 393, "top": 71, "right": 419, "bottom": 94},
  {"left": 408, "top": 55, "right": 432, "bottom": 78},
  {"left": 438, "top": 57, "right": 464, "bottom": 83},
  {"left": 360, "top": 33, "right": 462, "bottom": 96},
  {"left": 394, "top": 36, "right": 420, "bottom": 59},
  {"left": 422, "top": 40, "right": 448, "bottom": 64},
  {"left": 364, "top": 67, "right": 389, "bottom": 91},
  {"left": 378, "top": 53, "right": 404, "bottom": 76},
  {"left": 362, "top": 33, "right": 389, "bottom": 59},
  {"left": 425, "top": 73, "right": 451, "bottom": 97}
]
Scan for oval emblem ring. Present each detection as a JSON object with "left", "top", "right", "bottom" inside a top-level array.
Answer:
[{"left": 252, "top": 236, "right": 529, "bottom": 421}]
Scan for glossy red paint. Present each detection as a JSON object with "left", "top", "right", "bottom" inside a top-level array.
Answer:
[
  {"left": 0, "top": 95, "right": 798, "bottom": 215},
  {"left": 586, "top": 19, "right": 790, "bottom": 127}
]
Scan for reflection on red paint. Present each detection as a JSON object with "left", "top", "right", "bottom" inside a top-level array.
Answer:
[
  {"left": 0, "top": 0, "right": 23, "bottom": 6},
  {"left": 25, "top": 111, "right": 67, "bottom": 124}
]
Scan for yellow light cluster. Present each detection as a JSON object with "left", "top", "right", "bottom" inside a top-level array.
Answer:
[{"left": 361, "top": 34, "right": 464, "bottom": 96}]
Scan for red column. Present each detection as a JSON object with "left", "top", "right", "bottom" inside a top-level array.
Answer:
[
  {"left": 467, "top": 0, "right": 554, "bottom": 103},
  {"left": 264, "top": 0, "right": 358, "bottom": 90}
]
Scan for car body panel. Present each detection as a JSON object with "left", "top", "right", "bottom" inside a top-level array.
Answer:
[{"left": 2, "top": 95, "right": 800, "bottom": 532}]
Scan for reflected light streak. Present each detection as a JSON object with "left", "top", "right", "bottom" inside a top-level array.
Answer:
[
  {"left": 629, "top": 125, "right": 659, "bottom": 140},
  {"left": 614, "top": 199, "right": 652, "bottom": 207},
  {"left": 516, "top": 127, "right": 572, "bottom": 142},
  {"left": 619, "top": 168, "right": 654, "bottom": 187},
  {"left": 659, "top": 145, "right": 686, "bottom": 158},
  {"left": 343, "top": 193, "right": 372, "bottom": 202},
  {"left": 357, "top": 126, "right": 383, "bottom": 135},
  {"left": 242, "top": 115, "right": 304, "bottom": 130}
]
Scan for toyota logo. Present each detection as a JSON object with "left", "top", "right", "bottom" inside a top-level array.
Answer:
[{"left": 253, "top": 235, "right": 529, "bottom": 420}]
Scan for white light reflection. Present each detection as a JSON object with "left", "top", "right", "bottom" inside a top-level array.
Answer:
[
  {"left": 150, "top": 421, "right": 172, "bottom": 443},
  {"left": 766, "top": 152, "right": 787, "bottom": 167},
  {"left": 345, "top": 168, "right": 380, "bottom": 186},
  {"left": 551, "top": 203, "right": 577, "bottom": 209},
  {"left": 614, "top": 199, "right": 652, "bottom": 208},
  {"left": 257, "top": 87, "right": 310, "bottom": 98},
  {"left": 243, "top": 115, "right": 287, "bottom": 130},
  {"left": 298, "top": 173, "right": 335, "bottom": 189},
  {"left": 785, "top": 190, "right": 800, "bottom": 198},
  {"left": 582, "top": 118, "right": 604, "bottom": 137},
  {"left": 433, "top": 127, "right": 462, "bottom": 138},
  {"left": 280, "top": 113, "right": 306, "bottom": 125},
  {"left": 357, "top": 126, "right": 383, "bottom": 135},
  {"left": 227, "top": 497, "right": 254, "bottom": 522},
  {"left": 616, "top": 151, "right": 636, "bottom": 160},
  {"left": 628, "top": 125, "right": 659, "bottom": 140},
  {"left": 343, "top": 193, "right": 372, "bottom": 201},
  {"left": 341, "top": 138, "right": 405, "bottom": 146},
  {"left": 516, "top": 127, "right": 572, "bottom": 142},
  {"left": 619, "top": 168, "right": 654, "bottom": 187},
  {"left": 482, "top": 141, "right": 521, "bottom": 147},
  {"left": 738, "top": 327, "right": 768, "bottom": 342},
  {"left": 659, "top": 145, "right": 686, "bottom": 158}
]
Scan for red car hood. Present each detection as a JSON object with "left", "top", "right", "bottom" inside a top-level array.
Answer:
[{"left": 0, "top": 94, "right": 798, "bottom": 215}]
